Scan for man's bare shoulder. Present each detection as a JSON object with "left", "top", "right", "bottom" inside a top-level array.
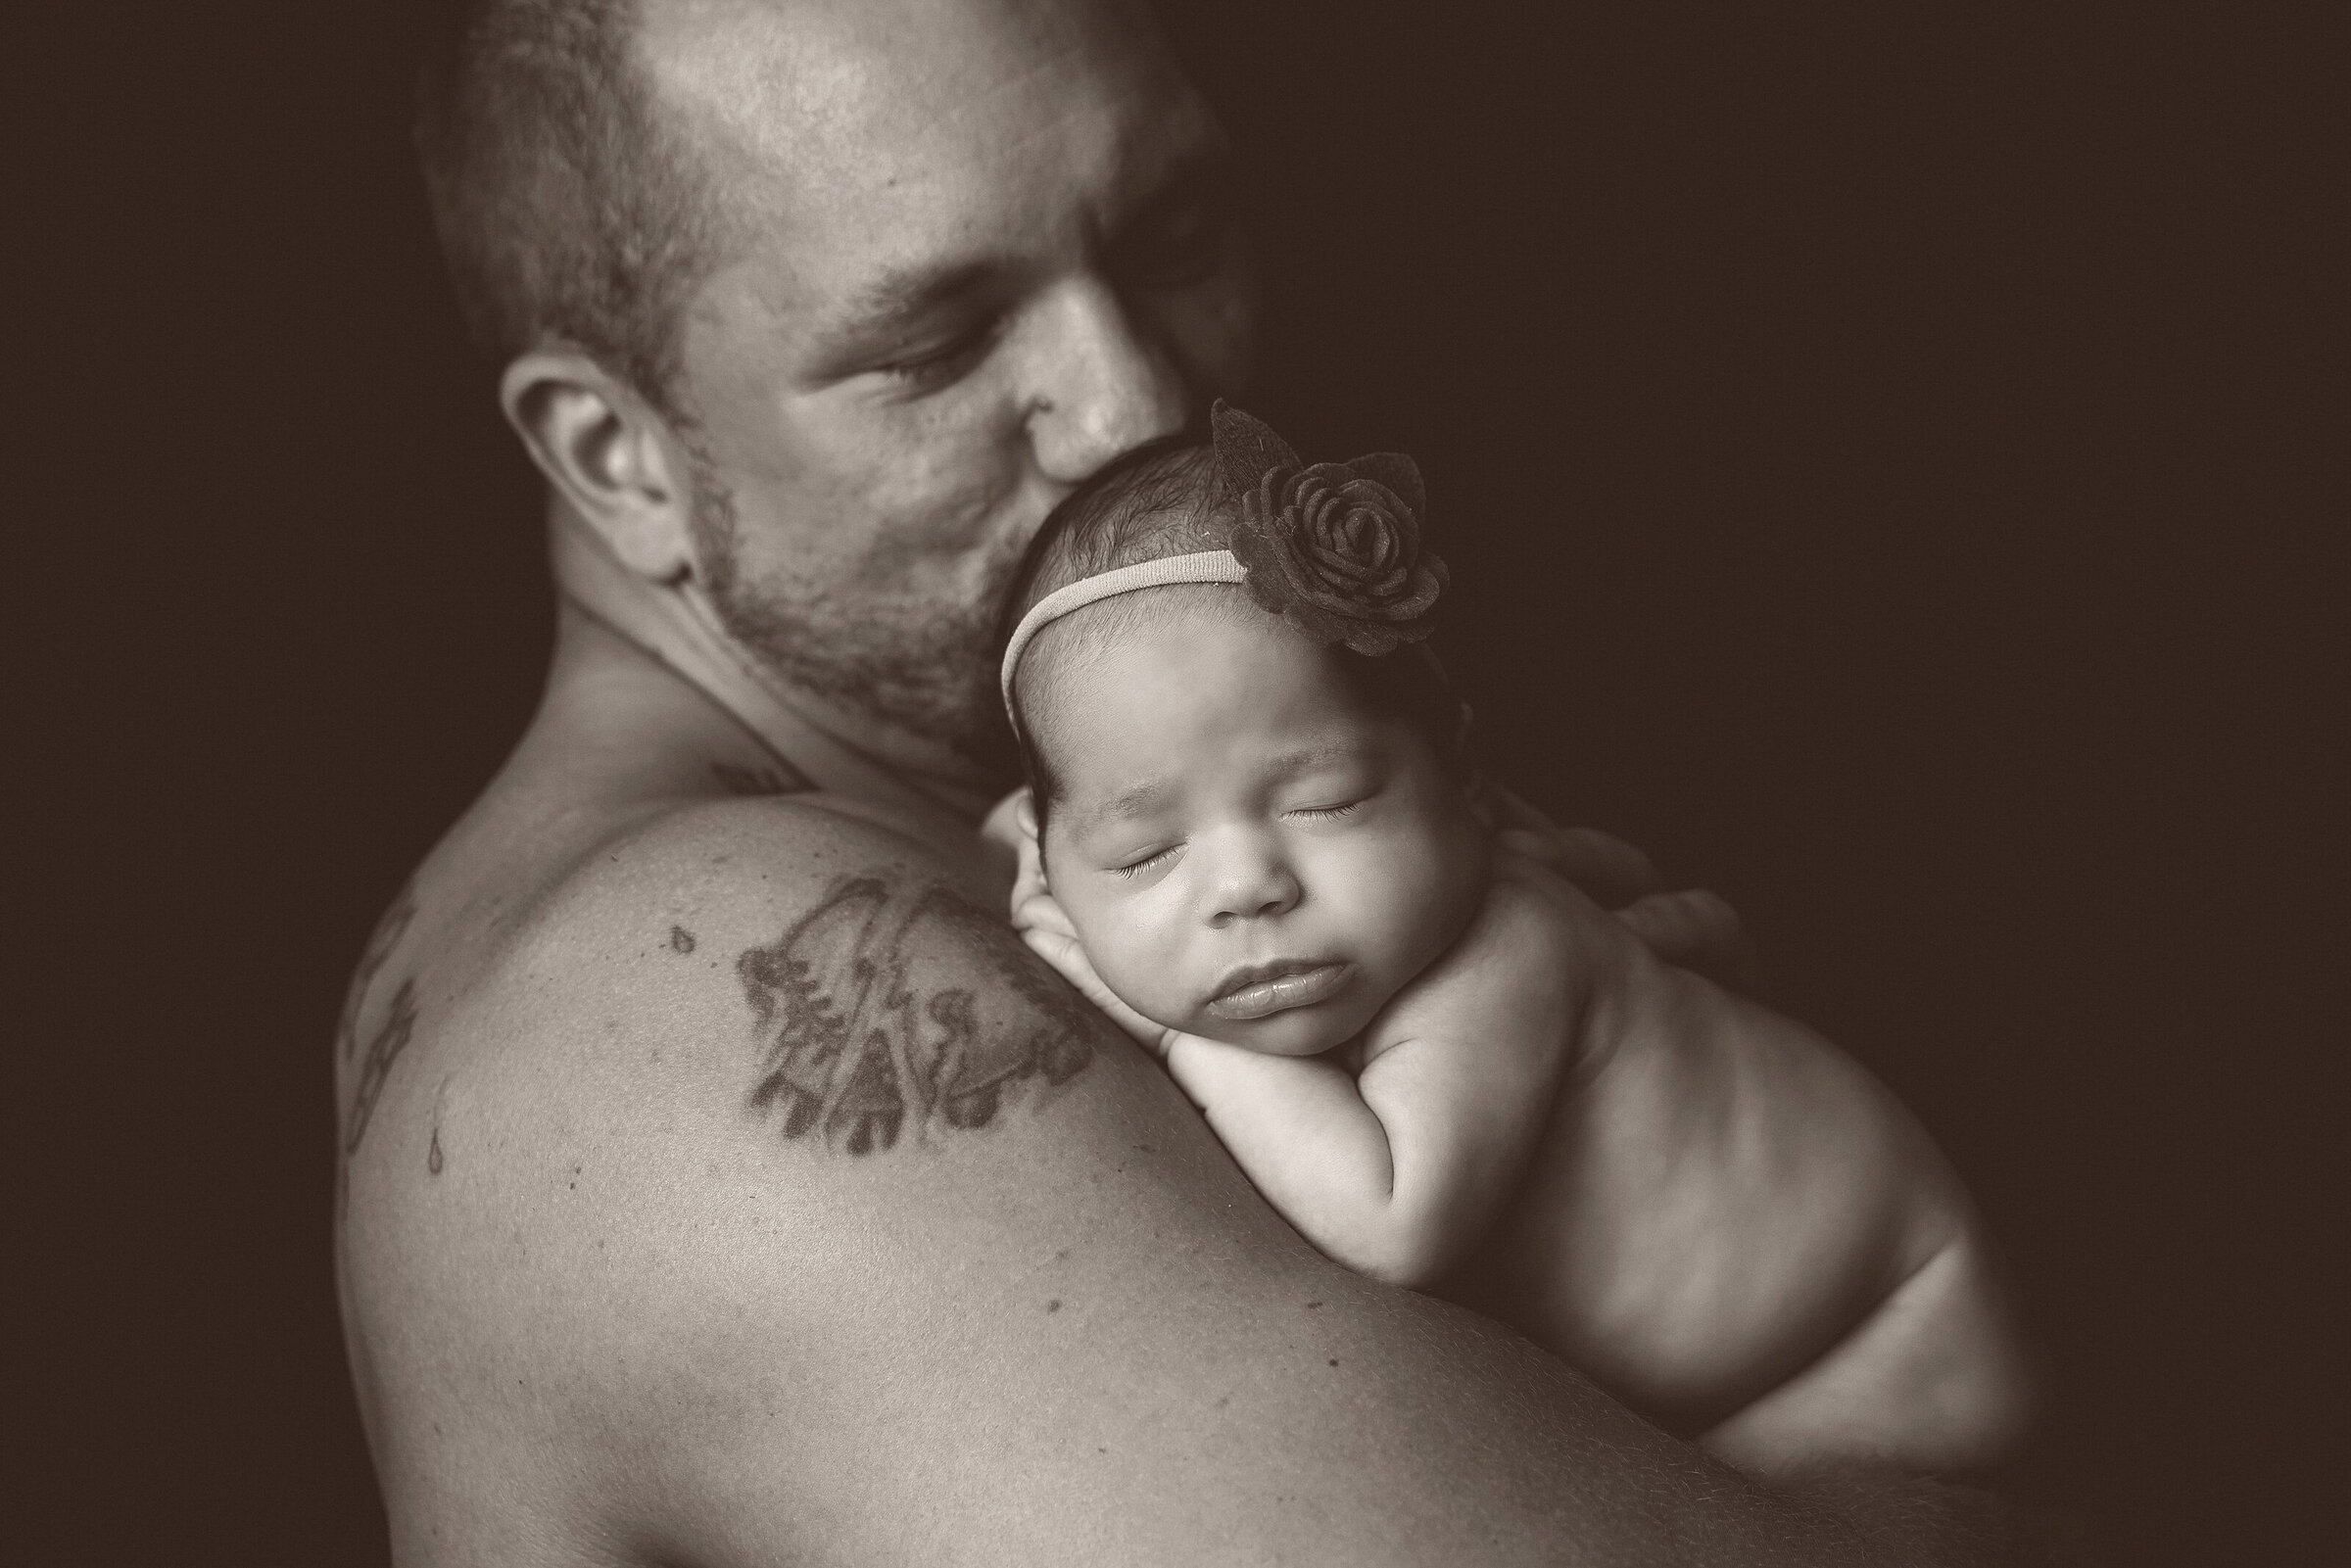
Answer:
[
  {"left": 342, "top": 796, "right": 2000, "bottom": 1568},
  {"left": 362, "top": 792, "right": 1127, "bottom": 1230},
  {"left": 474, "top": 791, "right": 1102, "bottom": 1153},
  {"left": 342, "top": 793, "right": 1210, "bottom": 1551},
  {"left": 358, "top": 791, "right": 1601, "bottom": 1565}
]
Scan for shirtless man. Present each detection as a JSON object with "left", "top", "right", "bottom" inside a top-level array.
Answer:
[{"left": 337, "top": 0, "right": 2036, "bottom": 1560}]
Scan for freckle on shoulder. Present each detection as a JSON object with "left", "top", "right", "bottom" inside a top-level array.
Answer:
[{"left": 487, "top": 800, "right": 936, "bottom": 1014}]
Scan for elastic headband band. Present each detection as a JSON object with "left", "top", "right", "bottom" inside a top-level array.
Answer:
[{"left": 999, "top": 550, "right": 1248, "bottom": 718}]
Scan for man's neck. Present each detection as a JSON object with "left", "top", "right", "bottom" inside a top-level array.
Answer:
[{"left": 546, "top": 501, "right": 1000, "bottom": 828}]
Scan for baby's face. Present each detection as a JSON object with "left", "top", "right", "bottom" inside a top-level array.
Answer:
[{"left": 1032, "top": 594, "right": 1487, "bottom": 1055}]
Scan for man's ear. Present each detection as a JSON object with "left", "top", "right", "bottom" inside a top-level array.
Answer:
[{"left": 500, "top": 346, "right": 697, "bottom": 583}]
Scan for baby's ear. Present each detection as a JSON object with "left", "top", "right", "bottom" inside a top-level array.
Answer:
[{"left": 1010, "top": 789, "right": 1052, "bottom": 897}]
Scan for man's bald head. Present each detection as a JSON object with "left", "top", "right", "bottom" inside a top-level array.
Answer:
[{"left": 415, "top": 0, "right": 1172, "bottom": 424}]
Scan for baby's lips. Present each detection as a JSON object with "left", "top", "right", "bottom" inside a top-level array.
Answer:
[{"left": 1203, "top": 961, "right": 1351, "bottom": 1022}]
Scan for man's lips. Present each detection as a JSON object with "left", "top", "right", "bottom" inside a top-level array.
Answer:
[{"left": 1204, "top": 959, "right": 1352, "bottom": 1021}]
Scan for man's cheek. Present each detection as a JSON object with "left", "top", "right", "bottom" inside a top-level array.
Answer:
[{"left": 864, "top": 401, "right": 1032, "bottom": 546}]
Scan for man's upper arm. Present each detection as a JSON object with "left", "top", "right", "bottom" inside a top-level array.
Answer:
[{"left": 421, "top": 801, "right": 2007, "bottom": 1568}]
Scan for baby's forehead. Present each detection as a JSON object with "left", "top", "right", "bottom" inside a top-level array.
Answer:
[
  {"left": 1021, "top": 587, "right": 1373, "bottom": 775},
  {"left": 1023, "top": 585, "right": 1281, "bottom": 714}
]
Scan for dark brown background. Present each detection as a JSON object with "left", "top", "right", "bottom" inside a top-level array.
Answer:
[{"left": 22, "top": 2, "right": 2339, "bottom": 1563}]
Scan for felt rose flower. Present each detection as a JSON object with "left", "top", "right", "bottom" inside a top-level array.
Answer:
[{"left": 1213, "top": 402, "right": 1448, "bottom": 656}]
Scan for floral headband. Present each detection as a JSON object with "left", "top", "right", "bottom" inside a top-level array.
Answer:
[{"left": 999, "top": 402, "right": 1450, "bottom": 717}]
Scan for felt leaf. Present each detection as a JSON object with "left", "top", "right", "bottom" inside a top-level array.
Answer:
[{"left": 1210, "top": 400, "right": 1302, "bottom": 502}]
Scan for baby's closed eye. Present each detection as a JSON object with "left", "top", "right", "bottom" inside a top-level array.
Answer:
[{"left": 1112, "top": 843, "right": 1183, "bottom": 879}]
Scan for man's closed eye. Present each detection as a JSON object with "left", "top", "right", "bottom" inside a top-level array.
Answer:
[
  {"left": 875, "top": 319, "right": 1001, "bottom": 393},
  {"left": 1112, "top": 164, "right": 1238, "bottom": 290}
]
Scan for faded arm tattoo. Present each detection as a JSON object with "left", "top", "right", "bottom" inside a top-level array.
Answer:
[
  {"left": 337, "top": 882, "right": 414, "bottom": 1063},
  {"left": 737, "top": 873, "right": 1095, "bottom": 1155},
  {"left": 337, "top": 882, "right": 422, "bottom": 1206}
]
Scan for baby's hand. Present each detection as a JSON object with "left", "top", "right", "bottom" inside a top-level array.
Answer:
[
  {"left": 1490, "top": 786, "right": 1761, "bottom": 992},
  {"left": 1014, "top": 894, "right": 1186, "bottom": 1062},
  {"left": 1004, "top": 789, "right": 1186, "bottom": 1063}
]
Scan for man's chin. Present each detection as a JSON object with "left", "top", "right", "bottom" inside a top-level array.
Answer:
[
  {"left": 707, "top": 592, "right": 1020, "bottom": 777},
  {"left": 780, "top": 652, "right": 1021, "bottom": 781}
]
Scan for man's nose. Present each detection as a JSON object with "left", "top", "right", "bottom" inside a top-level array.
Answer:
[
  {"left": 1206, "top": 838, "right": 1302, "bottom": 928},
  {"left": 1024, "top": 278, "right": 1188, "bottom": 487}
]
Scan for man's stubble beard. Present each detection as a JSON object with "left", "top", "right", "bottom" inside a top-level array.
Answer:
[{"left": 687, "top": 455, "right": 1026, "bottom": 782}]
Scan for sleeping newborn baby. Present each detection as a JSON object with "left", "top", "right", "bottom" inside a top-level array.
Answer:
[{"left": 1000, "top": 404, "right": 2031, "bottom": 1476}]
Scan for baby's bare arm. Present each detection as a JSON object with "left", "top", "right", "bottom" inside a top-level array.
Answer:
[
  {"left": 1167, "top": 862, "right": 1588, "bottom": 1284},
  {"left": 1159, "top": 1040, "right": 1406, "bottom": 1272}
]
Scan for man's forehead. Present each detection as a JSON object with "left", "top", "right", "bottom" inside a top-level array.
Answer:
[{"left": 641, "top": 0, "right": 1204, "bottom": 234}]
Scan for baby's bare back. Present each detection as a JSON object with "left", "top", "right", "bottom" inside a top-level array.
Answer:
[{"left": 1441, "top": 939, "right": 2030, "bottom": 1469}]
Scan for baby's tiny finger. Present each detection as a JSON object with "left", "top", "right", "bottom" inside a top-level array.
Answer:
[
  {"left": 1616, "top": 888, "right": 1761, "bottom": 991},
  {"left": 1489, "top": 784, "right": 1561, "bottom": 836},
  {"left": 1496, "top": 828, "right": 1561, "bottom": 861},
  {"left": 1013, "top": 893, "right": 1080, "bottom": 941},
  {"left": 1549, "top": 827, "right": 1662, "bottom": 910},
  {"left": 1021, "top": 926, "right": 1086, "bottom": 980}
]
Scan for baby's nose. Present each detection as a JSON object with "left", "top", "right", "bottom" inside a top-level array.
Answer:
[{"left": 1208, "top": 854, "right": 1301, "bottom": 927}]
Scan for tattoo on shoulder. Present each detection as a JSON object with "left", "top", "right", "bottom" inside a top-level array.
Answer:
[
  {"left": 337, "top": 881, "right": 416, "bottom": 1061},
  {"left": 427, "top": 1075, "right": 451, "bottom": 1175},
  {"left": 712, "top": 761, "right": 811, "bottom": 797},
  {"left": 346, "top": 977, "right": 419, "bottom": 1158},
  {"left": 340, "top": 974, "right": 421, "bottom": 1215},
  {"left": 336, "top": 881, "right": 423, "bottom": 1210},
  {"left": 736, "top": 872, "right": 1096, "bottom": 1155}
]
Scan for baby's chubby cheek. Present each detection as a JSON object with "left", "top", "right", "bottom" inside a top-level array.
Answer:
[
  {"left": 1041, "top": 873, "right": 1197, "bottom": 1029},
  {"left": 1084, "top": 920, "right": 1206, "bottom": 1032}
]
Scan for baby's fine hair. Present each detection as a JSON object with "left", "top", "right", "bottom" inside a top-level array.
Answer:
[
  {"left": 999, "top": 436, "right": 1473, "bottom": 830},
  {"left": 1000, "top": 437, "right": 1229, "bottom": 615}
]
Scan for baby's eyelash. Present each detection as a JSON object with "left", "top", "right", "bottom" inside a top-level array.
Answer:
[
  {"left": 1290, "top": 801, "right": 1361, "bottom": 821},
  {"left": 1113, "top": 845, "right": 1179, "bottom": 879}
]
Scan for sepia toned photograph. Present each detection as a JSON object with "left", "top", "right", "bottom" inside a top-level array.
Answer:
[{"left": 22, "top": 2, "right": 2335, "bottom": 1563}]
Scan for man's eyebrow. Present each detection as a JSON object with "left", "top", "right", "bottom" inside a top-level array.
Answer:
[
  {"left": 1105, "top": 140, "right": 1236, "bottom": 234},
  {"left": 811, "top": 257, "right": 1009, "bottom": 364},
  {"left": 806, "top": 141, "right": 1234, "bottom": 373}
]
